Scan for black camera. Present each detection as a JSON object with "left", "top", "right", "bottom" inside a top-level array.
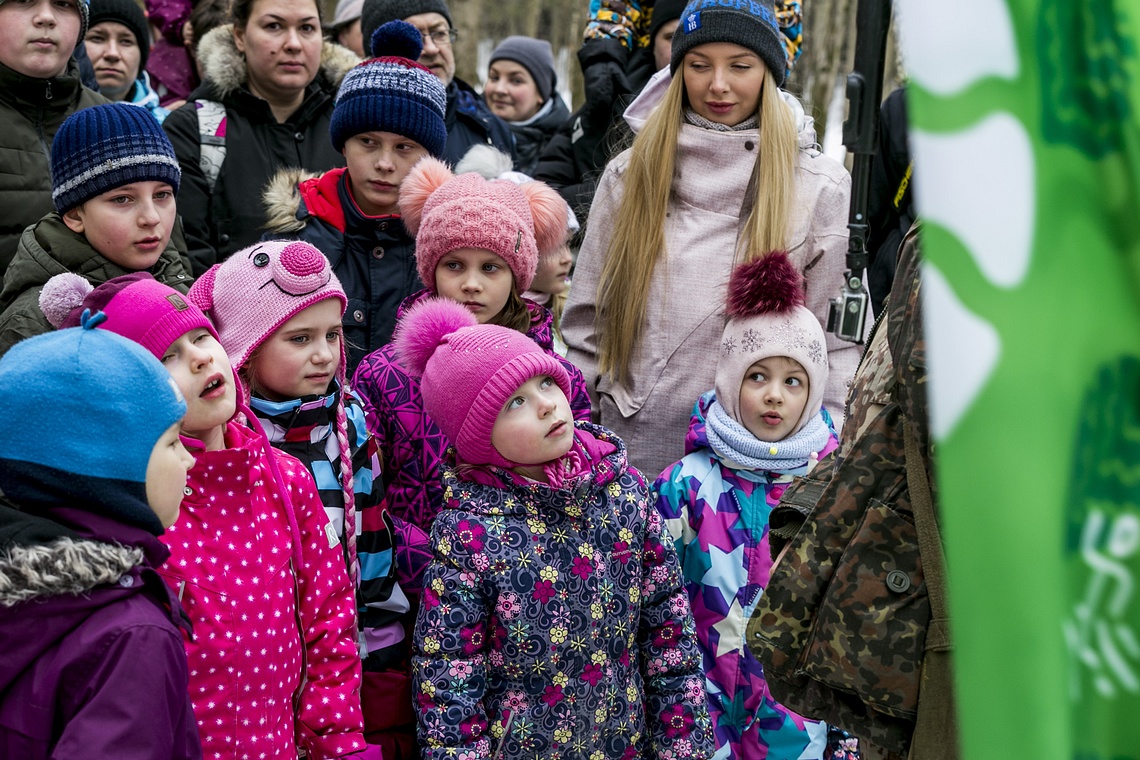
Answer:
[{"left": 827, "top": 276, "right": 869, "bottom": 343}]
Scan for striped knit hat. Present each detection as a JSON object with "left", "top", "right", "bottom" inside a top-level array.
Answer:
[
  {"left": 50, "top": 103, "right": 181, "bottom": 214},
  {"left": 329, "top": 20, "right": 447, "bottom": 156}
]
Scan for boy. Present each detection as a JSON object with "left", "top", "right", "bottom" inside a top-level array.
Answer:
[
  {"left": 652, "top": 251, "right": 839, "bottom": 759},
  {"left": 0, "top": 102, "right": 191, "bottom": 357},
  {"left": 0, "top": 0, "right": 108, "bottom": 275},
  {"left": 0, "top": 317, "right": 201, "bottom": 759}
]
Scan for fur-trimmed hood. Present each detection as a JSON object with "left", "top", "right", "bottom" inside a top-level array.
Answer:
[
  {"left": 263, "top": 166, "right": 320, "bottom": 234},
  {"left": 0, "top": 537, "right": 143, "bottom": 606},
  {"left": 196, "top": 24, "right": 360, "bottom": 100}
]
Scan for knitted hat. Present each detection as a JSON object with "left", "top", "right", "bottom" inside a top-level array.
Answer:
[
  {"left": 330, "top": 21, "right": 447, "bottom": 156},
  {"left": 41, "top": 272, "right": 218, "bottom": 357},
  {"left": 400, "top": 156, "right": 569, "bottom": 292},
  {"left": 50, "top": 102, "right": 181, "bottom": 214},
  {"left": 0, "top": 313, "right": 185, "bottom": 536},
  {"left": 714, "top": 251, "right": 828, "bottom": 435},
  {"left": 88, "top": 0, "right": 150, "bottom": 71},
  {"left": 489, "top": 36, "right": 556, "bottom": 102},
  {"left": 186, "top": 240, "right": 347, "bottom": 373},
  {"left": 360, "top": 0, "right": 451, "bottom": 59},
  {"left": 649, "top": 0, "right": 688, "bottom": 45},
  {"left": 395, "top": 297, "right": 571, "bottom": 468},
  {"left": 454, "top": 145, "right": 580, "bottom": 235},
  {"left": 671, "top": 0, "right": 786, "bottom": 86},
  {"left": 331, "top": 0, "right": 363, "bottom": 28}
]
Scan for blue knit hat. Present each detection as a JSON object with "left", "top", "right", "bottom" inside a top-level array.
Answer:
[
  {"left": 50, "top": 103, "right": 182, "bottom": 214},
  {"left": 329, "top": 21, "right": 447, "bottom": 156},
  {"left": 0, "top": 312, "right": 186, "bottom": 536}
]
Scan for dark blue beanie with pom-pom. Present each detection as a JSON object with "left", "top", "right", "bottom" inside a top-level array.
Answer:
[{"left": 329, "top": 20, "right": 448, "bottom": 156}]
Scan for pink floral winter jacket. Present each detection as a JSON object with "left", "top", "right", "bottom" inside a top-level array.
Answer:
[{"left": 157, "top": 419, "right": 369, "bottom": 760}]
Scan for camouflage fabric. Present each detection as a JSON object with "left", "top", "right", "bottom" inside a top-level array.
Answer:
[{"left": 747, "top": 225, "right": 948, "bottom": 757}]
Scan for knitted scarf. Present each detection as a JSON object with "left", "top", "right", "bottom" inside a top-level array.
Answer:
[
  {"left": 705, "top": 399, "right": 830, "bottom": 471},
  {"left": 684, "top": 108, "right": 760, "bottom": 132}
]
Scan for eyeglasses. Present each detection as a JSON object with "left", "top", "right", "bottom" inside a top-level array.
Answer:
[{"left": 421, "top": 28, "right": 458, "bottom": 47}]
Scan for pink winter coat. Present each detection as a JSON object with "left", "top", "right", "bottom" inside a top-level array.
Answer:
[{"left": 157, "top": 419, "right": 369, "bottom": 760}]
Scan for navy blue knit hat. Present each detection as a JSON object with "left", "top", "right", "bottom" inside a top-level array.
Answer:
[
  {"left": 671, "top": 0, "right": 786, "bottom": 86},
  {"left": 0, "top": 312, "right": 186, "bottom": 536},
  {"left": 50, "top": 103, "right": 181, "bottom": 214},
  {"left": 329, "top": 21, "right": 448, "bottom": 156}
]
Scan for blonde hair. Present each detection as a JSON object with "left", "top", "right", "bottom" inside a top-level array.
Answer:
[{"left": 596, "top": 66, "right": 798, "bottom": 384}]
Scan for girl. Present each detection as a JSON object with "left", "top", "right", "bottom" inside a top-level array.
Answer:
[
  {"left": 562, "top": 0, "right": 859, "bottom": 479},
  {"left": 397, "top": 296, "right": 716, "bottom": 760},
  {"left": 164, "top": 0, "right": 359, "bottom": 274},
  {"left": 351, "top": 158, "right": 592, "bottom": 533},
  {"left": 262, "top": 20, "right": 449, "bottom": 373},
  {"left": 652, "top": 253, "right": 840, "bottom": 759},
  {"left": 39, "top": 271, "right": 377, "bottom": 760},
  {"left": 188, "top": 239, "right": 430, "bottom": 759},
  {"left": 484, "top": 36, "right": 569, "bottom": 175}
]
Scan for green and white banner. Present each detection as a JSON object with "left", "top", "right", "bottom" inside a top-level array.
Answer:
[{"left": 897, "top": 0, "right": 1140, "bottom": 756}]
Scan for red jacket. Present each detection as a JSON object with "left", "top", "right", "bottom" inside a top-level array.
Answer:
[{"left": 158, "top": 419, "right": 368, "bottom": 759}]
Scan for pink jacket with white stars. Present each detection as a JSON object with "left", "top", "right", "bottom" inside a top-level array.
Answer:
[{"left": 157, "top": 419, "right": 368, "bottom": 760}]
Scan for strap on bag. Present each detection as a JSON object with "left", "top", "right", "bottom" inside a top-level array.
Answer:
[{"left": 903, "top": 420, "right": 951, "bottom": 652}]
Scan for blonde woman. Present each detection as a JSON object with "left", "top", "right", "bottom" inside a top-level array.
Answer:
[{"left": 563, "top": 0, "right": 860, "bottom": 480}]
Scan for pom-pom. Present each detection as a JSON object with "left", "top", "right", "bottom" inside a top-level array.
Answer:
[
  {"left": 399, "top": 156, "right": 453, "bottom": 235},
  {"left": 520, "top": 181, "right": 572, "bottom": 259},
  {"left": 186, "top": 265, "right": 218, "bottom": 313},
  {"left": 725, "top": 251, "right": 805, "bottom": 318},
  {"left": 393, "top": 297, "right": 477, "bottom": 377},
  {"left": 369, "top": 19, "right": 423, "bottom": 60},
  {"left": 454, "top": 144, "right": 515, "bottom": 181},
  {"left": 39, "top": 273, "right": 93, "bottom": 328}
]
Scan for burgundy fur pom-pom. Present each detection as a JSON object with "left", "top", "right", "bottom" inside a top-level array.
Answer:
[
  {"left": 393, "top": 297, "right": 477, "bottom": 377},
  {"left": 725, "top": 251, "right": 804, "bottom": 318}
]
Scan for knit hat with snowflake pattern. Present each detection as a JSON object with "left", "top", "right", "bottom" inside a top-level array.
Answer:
[{"left": 713, "top": 251, "right": 828, "bottom": 435}]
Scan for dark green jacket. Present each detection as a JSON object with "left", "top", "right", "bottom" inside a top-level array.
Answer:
[
  {"left": 0, "top": 214, "right": 192, "bottom": 357},
  {"left": 0, "top": 61, "right": 108, "bottom": 275}
]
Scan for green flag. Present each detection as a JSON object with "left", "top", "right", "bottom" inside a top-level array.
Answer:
[{"left": 898, "top": 0, "right": 1140, "bottom": 756}]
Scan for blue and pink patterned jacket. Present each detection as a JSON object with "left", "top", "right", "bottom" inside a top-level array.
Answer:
[
  {"left": 412, "top": 423, "right": 715, "bottom": 760},
  {"left": 653, "top": 392, "right": 838, "bottom": 759}
]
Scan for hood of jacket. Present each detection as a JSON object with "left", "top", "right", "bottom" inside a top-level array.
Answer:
[
  {"left": 195, "top": 24, "right": 359, "bottom": 101},
  {"left": 395, "top": 287, "right": 560, "bottom": 352},
  {"left": 623, "top": 66, "right": 818, "bottom": 149},
  {"left": 263, "top": 166, "right": 321, "bottom": 234},
  {"left": 0, "top": 214, "right": 191, "bottom": 313}
]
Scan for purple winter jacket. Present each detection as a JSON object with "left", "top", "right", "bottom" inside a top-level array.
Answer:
[
  {"left": 0, "top": 504, "right": 201, "bottom": 759},
  {"left": 351, "top": 289, "right": 593, "bottom": 533}
]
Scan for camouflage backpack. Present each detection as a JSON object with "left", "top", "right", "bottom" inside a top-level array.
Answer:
[{"left": 746, "top": 227, "right": 956, "bottom": 758}]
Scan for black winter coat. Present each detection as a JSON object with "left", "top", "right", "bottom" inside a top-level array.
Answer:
[
  {"left": 163, "top": 25, "right": 358, "bottom": 275},
  {"left": 441, "top": 78, "right": 516, "bottom": 168},
  {"left": 262, "top": 167, "right": 420, "bottom": 374},
  {"left": 504, "top": 95, "right": 571, "bottom": 176}
]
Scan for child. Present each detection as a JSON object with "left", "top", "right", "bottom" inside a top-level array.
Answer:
[
  {"left": 188, "top": 239, "right": 431, "bottom": 758},
  {"left": 397, "top": 296, "right": 716, "bottom": 759},
  {"left": 0, "top": 0, "right": 106, "bottom": 274},
  {"left": 263, "top": 20, "right": 448, "bottom": 373},
  {"left": 0, "top": 316, "right": 201, "bottom": 759},
  {"left": 38, "top": 272, "right": 378, "bottom": 760},
  {"left": 351, "top": 157, "right": 591, "bottom": 533},
  {"left": 0, "top": 102, "right": 191, "bottom": 356},
  {"left": 652, "top": 252, "right": 840, "bottom": 759}
]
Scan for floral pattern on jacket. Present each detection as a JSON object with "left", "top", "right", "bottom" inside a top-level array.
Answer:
[
  {"left": 351, "top": 288, "right": 593, "bottom": 533},
  {"left": 412, "top": 423, "right": 714, "bottom": 760},
  {"left": 653, "top": 393, "right": 838, "bottom": 759},
  {"left": 157, "top": 419, "right": 367, "bottom": 760}
]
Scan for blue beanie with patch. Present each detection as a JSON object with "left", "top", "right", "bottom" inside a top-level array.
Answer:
[
  {"left": 50, "top": 102, "right": 181, "bottom": 214},
  {"left": 0, "top": 313, "right": 186, "bottom": 535},
  {"left": 671, "top": 0, "right": 786, "bottom": 86}
]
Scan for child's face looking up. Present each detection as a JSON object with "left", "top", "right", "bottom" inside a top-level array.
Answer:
[
  {"left": 145, "top": 421, "right": 195, "bottom": 527},
  {"left": 738, "top": 356, "right": 809, "bottom": 443},
  {"left": 62, "top": 181, "right": 177, "bottom": 271},
  {"left": 434, "top": 248, "right": 514, "bottom": 324},
  {"left": 160, "top": 329, "right": 237, "bottom": 451},
  {"left": 249, "top": 297, "right": 342, "bottom": 401},
  {"left": 491, "top": 375, "right": 574, "bottom": 481},
  {"left": 0, "top": 0, "right": 82, "bottom": 79}
]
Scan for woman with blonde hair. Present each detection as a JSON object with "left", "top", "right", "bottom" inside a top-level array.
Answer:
[{"left": 563, "top": 0, "right": 860, "bottom": 479}]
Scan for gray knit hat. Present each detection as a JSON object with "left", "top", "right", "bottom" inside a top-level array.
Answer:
[
  {"left": 360, "top": 0, "right": 451, "bottom": 58},
  {"left": 670, "top": 0, "right": 786, "bottom": 86},
  {"left": 489, "top": 36, "right": 556, "bottom": 102}
]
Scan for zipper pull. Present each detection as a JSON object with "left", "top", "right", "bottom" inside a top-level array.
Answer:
[{"left": 44, "top": 81, "right": 52, "bottom": 100}]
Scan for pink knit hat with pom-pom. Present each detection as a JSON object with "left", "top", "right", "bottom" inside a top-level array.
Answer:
[
  {"left": 399, "top": 156, "right": 570, "bottom": 293},
  {"left": 714, "top": 251, "right": 829, "bottom": 435},
  {"left": 186, "top": 240, "right": 347, "bottom": 373},
  {"left": 395, "top": 297, "right": 571, "bottom": 468}
]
